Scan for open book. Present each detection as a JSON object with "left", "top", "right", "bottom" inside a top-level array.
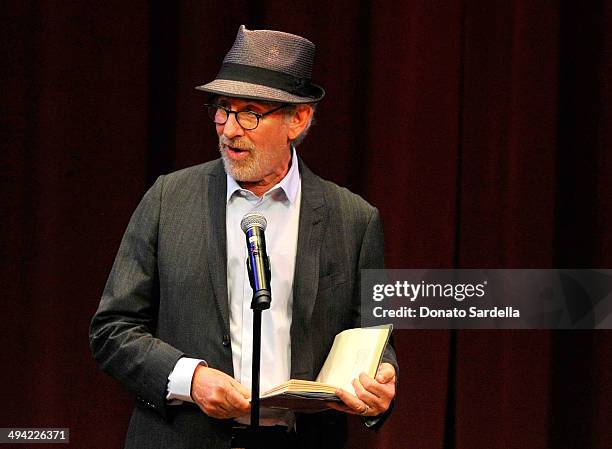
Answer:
[{"left": 258, "top": 324, "right": 393, "bottom": 412}]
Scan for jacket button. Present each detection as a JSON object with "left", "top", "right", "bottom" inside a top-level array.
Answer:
[{"left": 222, "top": 334, "right": 230, "bottom": 347}]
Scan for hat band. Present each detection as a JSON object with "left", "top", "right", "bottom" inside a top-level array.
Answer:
[{"left": 216, "top": 63, "right": 316, "bottom": 98}]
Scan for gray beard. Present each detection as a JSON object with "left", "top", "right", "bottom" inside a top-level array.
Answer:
[
  {"left": 219, "top": 136, "right": 273, "bottom": 182},
  {"left": 220, "top": 148, "right": 265, "bottom": 182}
]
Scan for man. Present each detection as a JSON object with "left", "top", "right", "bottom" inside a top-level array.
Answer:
[{"left": 90, "top": 26, "right": 397, "bottom": 449}]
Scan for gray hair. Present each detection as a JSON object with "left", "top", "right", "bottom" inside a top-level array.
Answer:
[{"left": 284, "top": 103, "right": 317, "bottom": 147}]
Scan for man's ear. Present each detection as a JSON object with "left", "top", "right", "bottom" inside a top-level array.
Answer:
[{"left": 286, "top": 105, "right": 314, "bottom": 141}]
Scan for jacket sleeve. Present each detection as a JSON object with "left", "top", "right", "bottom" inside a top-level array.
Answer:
[
  {"left": 89, "top": 176, "right": 184, "bottom": 419},
  {"left": 357, "top": 207, "right": 399, "bottom": 430}
]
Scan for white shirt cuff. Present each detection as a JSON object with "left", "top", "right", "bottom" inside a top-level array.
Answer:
[{"left": 166, "top": 357, "right": 206, "bottom": 403}]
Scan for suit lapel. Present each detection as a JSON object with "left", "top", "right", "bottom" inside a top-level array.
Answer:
[
  {"left": 291, "top": 158, "right": 326, "bottom": 379},
  {"left": 203, "top": 161, "right": 231, "bottom": 337}
]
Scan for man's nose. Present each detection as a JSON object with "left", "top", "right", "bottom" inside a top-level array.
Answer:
[{"left": 222, "top": 113, "right": 244, "bottom": 139}]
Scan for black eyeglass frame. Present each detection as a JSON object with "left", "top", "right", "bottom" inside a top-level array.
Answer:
[{"left": 204, "top": 103, "right": 289, "bottom": 130}]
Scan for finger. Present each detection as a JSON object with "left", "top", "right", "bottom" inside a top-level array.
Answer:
[
  {"left": 203, "top": 401, "right": 232, "bottom": 419},
  {"left": 216, "top": 404, "right": 232, "bottom": 419},
  {"left": 353, "top": 377, "right": 383, "bottom": 412},
  {"left": 356, "top": 374, "right": 397, "bottom": 415},
  {"left": 356, "top": 374, "right": 386, "bottom": 401},
  {"left": 358, "top": 372, "right": 394, "bottom": 401},
  {"left": 335, "top": 388, "right": 367, "bottom": 414},
  {"left": 202, "top": 383, "right": 243, "bottom": 418},
  {"left": 225, "top": 386, "right": 250, "bottom": 411},
  {"left": 230, "top": 378, "right": 252, "bottom": 399},
  {"left": 375, "top": 363, "right": 396, "bottom": 384}
]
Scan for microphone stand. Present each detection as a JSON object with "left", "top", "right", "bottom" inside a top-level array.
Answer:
[
  {"left": 241, "top": 213, "right": 271, "bottom": 448},
  {"left": 245, "top": 238, "right": 271, "bottom": 447},
  {"left": 250, "top": 288, "right": 271, "bottom": 432}
]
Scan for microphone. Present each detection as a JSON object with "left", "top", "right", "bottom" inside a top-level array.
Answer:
[{"left": 240, "top": 212, "right": 272, "bottom": 310}]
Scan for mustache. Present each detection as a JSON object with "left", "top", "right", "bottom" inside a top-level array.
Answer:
[{"left": 219, "top": 136, "right": 256, "bottom": 151}]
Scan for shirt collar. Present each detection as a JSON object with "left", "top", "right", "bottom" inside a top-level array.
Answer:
[{"left": 226, "top": 146, "right": 300, "bottom": 204}]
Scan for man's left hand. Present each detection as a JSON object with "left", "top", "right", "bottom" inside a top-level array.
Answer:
[{"left": 327, "top": 362, "right": 396, "bottom": 417}]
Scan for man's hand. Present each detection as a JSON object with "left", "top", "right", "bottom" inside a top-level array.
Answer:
[
  {"left": 191, "top": 365, "right": 251, "bottom": 419},
  {"left": 327, "top": 362, "right": 396, "bottom": 417}
]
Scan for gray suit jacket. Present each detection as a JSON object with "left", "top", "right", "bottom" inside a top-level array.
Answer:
[{"left": 90, "top": 158, "right": 396, "bottom": 449}]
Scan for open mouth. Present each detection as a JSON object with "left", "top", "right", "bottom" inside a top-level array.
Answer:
[{"left": 225, "top": 145, "right": 251, "bottom": 160}]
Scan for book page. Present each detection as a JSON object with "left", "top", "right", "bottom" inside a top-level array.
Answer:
[{"left": 315, "top": 325, "right": 391, "bottom": 394}]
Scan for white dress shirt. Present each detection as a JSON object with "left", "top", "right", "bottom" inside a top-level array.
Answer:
[{"left": 167, "top": 148, "right": 301, "bottom": 427}]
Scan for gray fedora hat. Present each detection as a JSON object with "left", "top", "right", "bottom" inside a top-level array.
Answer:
[{"left": 196, "top": 25, "right": 325, "bottom": 104}]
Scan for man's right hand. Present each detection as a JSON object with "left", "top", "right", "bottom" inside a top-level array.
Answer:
[{"left": 191, "top": 365, "right": 251, "bottom": 419}]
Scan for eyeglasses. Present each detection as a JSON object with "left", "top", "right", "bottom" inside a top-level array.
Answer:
[{"left": 204, "top": 103, "right": 288, "bottom": 130}]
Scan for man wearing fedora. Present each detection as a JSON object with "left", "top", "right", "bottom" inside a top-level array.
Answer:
[{"left": 90, "top": 25, "right": 397, "bottom": 449}]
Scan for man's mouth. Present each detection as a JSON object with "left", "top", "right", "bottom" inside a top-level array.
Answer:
[{"left": 224, "top": 145, "right": 251, "bottom": 160}]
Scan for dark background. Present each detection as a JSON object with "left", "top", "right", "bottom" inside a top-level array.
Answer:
[{"left": 2, "top": 1, "right": 611, "bottom": 448}]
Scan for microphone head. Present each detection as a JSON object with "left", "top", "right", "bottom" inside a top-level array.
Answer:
[{"left": 240, "top": 212, "right": 267, "bottom": 233}]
